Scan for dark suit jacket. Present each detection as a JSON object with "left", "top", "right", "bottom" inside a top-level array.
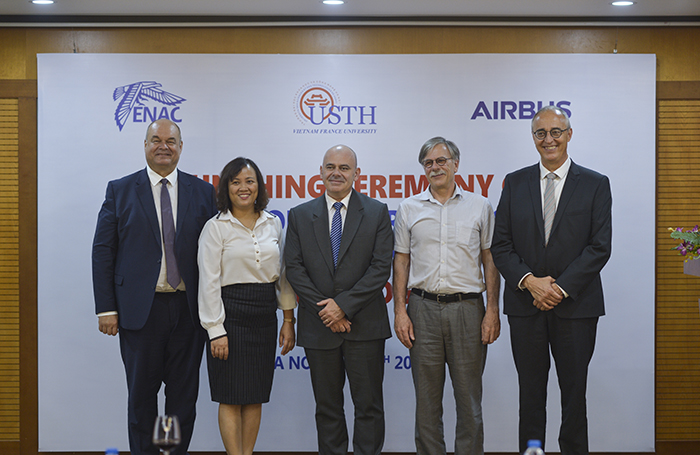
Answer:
[
  {"left": 92, "top": 168, "right": 217, "bottom": 330},
  {"left": 491, "top": 161, "right": 612, "bottom": 319},
  {"left": 284, "top": 190, "right": 394, "bottom": 349}
]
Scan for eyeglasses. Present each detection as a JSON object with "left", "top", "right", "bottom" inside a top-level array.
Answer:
[
  {"left": 421, "top": 157, "right": 453, "bottom": 169},
  {"left": 532, "top": 128, "right": 569, "bottom": 140}
]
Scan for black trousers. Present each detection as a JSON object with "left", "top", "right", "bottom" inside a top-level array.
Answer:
[
  {"left": 305, "top": 339, "right": 386, "bottom": 455},
  {"left": 119, "top": 291, "right": 205, "bottom": 455},
  {"left": 509, "top": 311, "right": 598, "bottom": 455}
]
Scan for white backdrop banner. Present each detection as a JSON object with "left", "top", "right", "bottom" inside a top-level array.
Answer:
[{"left": 37, "top": 53, "right": 655, "bottom": 453}]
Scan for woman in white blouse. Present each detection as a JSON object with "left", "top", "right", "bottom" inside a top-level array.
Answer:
[{"left": 197, "top": 157, "right": 296, "bottom": 455}]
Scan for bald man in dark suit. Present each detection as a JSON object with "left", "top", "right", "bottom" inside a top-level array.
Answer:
[
  {"left": 93, "top": 119, "right": 217, "bottom": 455},
  {"left": 285, "top": 145, "right": 393, "bottom": 455},
  {"left": 491, "top": 106, "right": 612, "bottom": 455}
]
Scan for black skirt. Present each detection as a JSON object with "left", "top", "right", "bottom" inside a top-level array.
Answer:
[{"left": 206, "top": 282, "right": 277, "bottom": 405}]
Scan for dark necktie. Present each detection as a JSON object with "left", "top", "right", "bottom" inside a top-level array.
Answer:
[
  {"left": 331, "top": 201, "right": 343, "bottom": 269},
  {"left": 543, "top": 172, "right": 557, "bottom": 245},
  {"left": 160, "top": 178, "right": 181, "bottom": 288}
]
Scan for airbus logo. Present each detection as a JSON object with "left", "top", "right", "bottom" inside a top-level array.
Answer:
[
  {"left": 470, "top": 100, "right": 572, "bottom": 120},
  {"left": 112, "top": 81, "right": 186, "bottom": 131}
]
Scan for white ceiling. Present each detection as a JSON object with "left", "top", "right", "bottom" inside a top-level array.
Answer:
[{"left": 2, "top": 0, "right": 700, "bottom": 25}]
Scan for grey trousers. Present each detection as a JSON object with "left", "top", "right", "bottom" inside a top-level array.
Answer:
[
  {"left": 305, "top": 339, "right": 386, "bottom": 455},
  {"left": 408, "top": 292, "right": 487, "bottom": 455}
]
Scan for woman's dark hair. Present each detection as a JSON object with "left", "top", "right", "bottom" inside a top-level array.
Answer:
[{"left": 216, "top": 157, "right": 269, "bottom": 213}]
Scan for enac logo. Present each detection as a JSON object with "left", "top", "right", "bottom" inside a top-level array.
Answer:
[
  {"left": 293, "top": 81, "right": 341, "bottom": 124},
  {"left": 113, "top": 81, "right": 186, "bottom": 131}
]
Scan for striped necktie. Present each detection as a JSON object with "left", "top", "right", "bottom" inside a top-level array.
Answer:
[
  {"left": 543, "top": 172, "right": 557, "bottom": 245},
  {"left": 331, "top": 201, "right": 343, "bottom": 268},
  {"left": 160, "top": 178, "right": 180, "bottom": 288}
]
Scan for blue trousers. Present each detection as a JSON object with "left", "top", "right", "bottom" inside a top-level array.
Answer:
[{"left": 119, "top": 291, "right": 204, "bottom": 455}]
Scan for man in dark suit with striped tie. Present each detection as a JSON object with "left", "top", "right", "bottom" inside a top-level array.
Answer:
[{"left": 285, "top": 145, "right": 394, "bottom": 455}]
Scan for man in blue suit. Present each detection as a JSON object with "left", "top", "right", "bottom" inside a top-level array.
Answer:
[
  {"left": 491, "top": 106, "right": 612, "bottom": 455},
  {"left": 92, "top": 119, "right": 217, "bottom": 455}
]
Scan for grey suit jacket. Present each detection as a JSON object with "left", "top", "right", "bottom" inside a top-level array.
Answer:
[
  {"left": 284, "top": 190, "right": 394, "bottom": 349},
  {"left": 491, "top": 161, "right": 612, "bottom": 319}
]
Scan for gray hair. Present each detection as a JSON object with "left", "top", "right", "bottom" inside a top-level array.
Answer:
[
  {"left": 418, "top": 136, "right": 460, "bottom": 164},
  {"left": 531, "top": 105, "right": 571, "bottom": 130}
]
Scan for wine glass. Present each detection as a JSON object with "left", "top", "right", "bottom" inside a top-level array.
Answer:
[{"left": 152, "top": 415, "right": 181, "bottom": 455}]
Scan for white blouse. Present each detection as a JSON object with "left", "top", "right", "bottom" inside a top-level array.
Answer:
[{"left": 197, "top": 210, "right": 296, "bottom": 340}]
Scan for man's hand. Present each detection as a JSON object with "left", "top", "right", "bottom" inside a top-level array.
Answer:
[
  {"left": 392, "top": 252, "right": 413, "bottom": 348},
  {"left": 394, "top": 311, "right": 415, "bottom": 349},
  {"left": 480, "top": 248, "right": 501, "bottom": 344},
  {"left": 98, "top": 314, "right": 119, "bottom": 336},
  {"left": 523, "top": 275, "right": 563, "bottom": 310},
  {"left": 329, "top": 318, "right": 352, "bottom": 333},
  {"left": 481, "top": 307, "right": 501, "bottom": 345},
  {"left": 211, "top": 336, "right": 229, "bottom": 360},
  {"left": 317, "top": 298, "right": 346, "bottom": 327}
]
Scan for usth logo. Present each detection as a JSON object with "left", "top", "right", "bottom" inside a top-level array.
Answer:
[
  {"left": 113, "top": 81, "right": 186, "bottom": 131},
  {"left": 293, "top": 81, "right": 377, "bottom": 126}
]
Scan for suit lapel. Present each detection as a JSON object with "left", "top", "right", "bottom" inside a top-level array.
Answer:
[
  {"left": 551, "top": 161, "right": 580, "bottom": 237},
  {"left": 311, "top": 196, "right": 335, "bottom": 274},
  {"left": 176, "top": 171, "right": 192, "bottom": 243},
  {"left": 337, "top": 190, "right": 363, "bottom": 267},
  {"left": 135, "top": 169, "right": 161, "bottom": 246},
  {"left": 527, "top": 165, "right": 546, "bottom": 243}
]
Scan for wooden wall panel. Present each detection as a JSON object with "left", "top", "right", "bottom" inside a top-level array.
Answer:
[
  {"left": 0, "top": 80, "right": 36, "bottom": 455},
  {"left": 18, "top": 88, "right": 37, "bottom": 455},
  {"left": 656, "top": 99, "right": 700, "bottom": 444},
  {"left": 0, "top": 99, "right": 20, "bottom": 442},
  {"left": 0, "top": 30, "right": 26, "bottom": 80},
  {"left": 0, "top": 26, "right": 693, "bottom": 80}
]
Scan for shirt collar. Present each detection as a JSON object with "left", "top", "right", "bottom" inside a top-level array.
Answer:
[
  {"left": 218, "top": 209, "right": 274, "bottom": 226},
  {"left": 325, "top": 191, "right": 352, "bottom": 211},
  {"left": 147, "top": 166, "right": 178, "bottom": 187},
  {"left": 419, "top": 184, "right": 462, "bottom": 204},
  {"left": 539, "top": 156, "right": 571, "bottom": 180}
]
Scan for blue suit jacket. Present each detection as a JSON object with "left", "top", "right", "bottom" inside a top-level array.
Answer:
[
  {"left": 284, "top": 190, "right": 394, "bottom": 349},
  {"left": 491, "top": 161, "right": 612, "bottom": 318},
  {"left": 92, "top": 168, "right": 217, "bottom": 330}
]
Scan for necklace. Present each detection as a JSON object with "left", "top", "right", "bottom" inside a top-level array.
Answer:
[{"left": 234, "top": 211, "right": 259, "bottom": 230}]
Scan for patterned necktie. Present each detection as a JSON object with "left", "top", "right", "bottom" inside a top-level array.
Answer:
[
  {"left": 160, "top": 178, "right": 181, "bottom": 288},
  {"left": 543, "top": 172, "right": 557, "bottom": 245},
  {"left": 331, "top": 201, "right": 344, "bottom": 269}
]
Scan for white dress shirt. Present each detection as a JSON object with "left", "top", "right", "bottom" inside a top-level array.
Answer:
[
  {"left": 147, "top": 165, "right": 185, "bottom": 292},
  {"left": 197, "top": 210, "right": 296, "bottom": 340},
  {"left": 518, "top": 157, "right": 572, "bottom": 295},
  {"left": 325, "top": 191, "right": 352, "bottom": 232},
  {"left": 538, "top": 156, "right": 571, "bottom": 210},
  {"left": 394, "top": 186, "right": 495, "bottom": 295}
]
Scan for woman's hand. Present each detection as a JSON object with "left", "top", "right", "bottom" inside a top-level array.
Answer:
[
  {"left": 211, "top": 336, "right": 229, "bottom": 360},
  {"left": 279, "top": 322, "right": 296, "bottom": 356}
]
